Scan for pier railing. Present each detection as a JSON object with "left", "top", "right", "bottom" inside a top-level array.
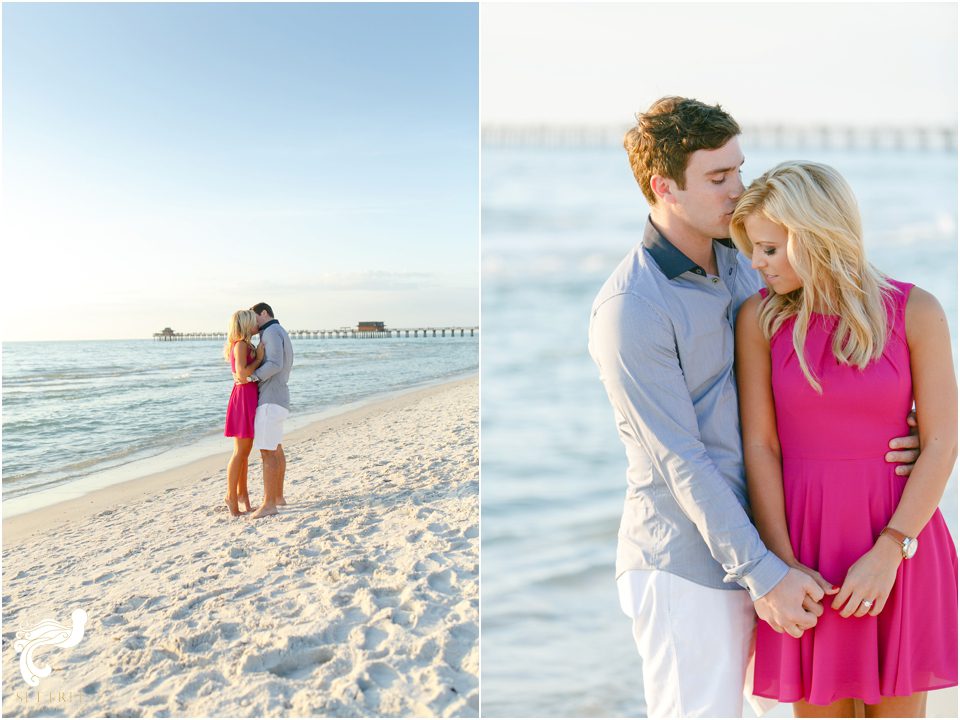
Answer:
[
  {"left": 154, "top": 327, "right": 479, "bottom": 341},
  {"left": 482, "top": 123, "right": 958, "bottom": 152}
]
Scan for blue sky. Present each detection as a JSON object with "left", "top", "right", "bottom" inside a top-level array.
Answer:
[{"left": 3, "top": 2, "right": 479, "bottom": 340}]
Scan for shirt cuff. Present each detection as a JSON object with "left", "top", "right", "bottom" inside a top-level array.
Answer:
[{"left": 731, "top": 551, "right": 790, "bottom": 601}]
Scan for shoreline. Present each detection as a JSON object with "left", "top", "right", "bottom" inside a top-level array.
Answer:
[
  {"left": 2, "top": 373, "right": 477, "bottom": 545},
  {"left": 2, "top": 357, "right": 479, "bottom": 518}
]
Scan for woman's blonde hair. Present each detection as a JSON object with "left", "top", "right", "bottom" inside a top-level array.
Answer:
[
  {"left": 730, "top": 161, "right": 894, "bottom": 393},
  {"left": 224, "top": 309, "right": 258, "bottom": 362}
]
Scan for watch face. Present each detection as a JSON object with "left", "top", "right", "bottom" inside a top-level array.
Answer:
[{"left": 904, "top": 538, "right": 919, "bottom": 559}]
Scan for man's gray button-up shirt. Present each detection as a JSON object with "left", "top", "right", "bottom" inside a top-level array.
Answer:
[{"left": 588, "top": 218, "right": 789, "bottom": 600}]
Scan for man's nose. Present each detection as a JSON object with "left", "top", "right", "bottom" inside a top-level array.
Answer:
[{"left": 731, "top": 175, "right": 745, "bottom": 199}]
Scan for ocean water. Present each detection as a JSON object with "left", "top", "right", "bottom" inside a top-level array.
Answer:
[
  {"left": 480, "top": 144, "right": 958, "bottom": 717},
  {"left": 2, "top": 336, "right": 478, "bottom": 514}
]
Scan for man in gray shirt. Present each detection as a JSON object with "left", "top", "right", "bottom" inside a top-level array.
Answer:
[
  {"left": 588, "top": 97, "right": 920, "bottom": 717},
  {"left": 246, "top": 302, "right": 293, "bottom": 519}
]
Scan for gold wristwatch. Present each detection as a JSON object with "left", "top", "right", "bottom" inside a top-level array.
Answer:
[{"left": 881, "top": 526, "right": 918, "bottom": 559}]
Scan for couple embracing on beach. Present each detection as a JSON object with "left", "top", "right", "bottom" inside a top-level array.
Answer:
[
  {"left": 223, "top": 302, "right": 294, "bottom": 520},
  {"left": 589, "top": 97, "right": 958, "bottom": 718}
]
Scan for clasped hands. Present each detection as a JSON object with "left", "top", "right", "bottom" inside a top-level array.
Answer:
[{"left": 756, "top": 544, "right": 902, "bottom": 639}]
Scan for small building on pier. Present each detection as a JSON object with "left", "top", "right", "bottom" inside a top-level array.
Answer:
[{"left": 357, "top": 321, "right": 386, "bottom": 332}]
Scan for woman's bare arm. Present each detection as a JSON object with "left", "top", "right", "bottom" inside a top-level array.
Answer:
[
  {"left": 233, "top": 340, "right": 259, "bottom": 380},
  {"left": 735, "top": 294, "right": 796, "bottom": 565},
  {"left": 888, "top": 287, "right": 958, "bottom": 536}
]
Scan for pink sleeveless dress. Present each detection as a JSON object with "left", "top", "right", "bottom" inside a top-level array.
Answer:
[
  {"left": 224, "top": 342, "right": 258, "bottom": 439},
  {"left": 753, "top": 279, "right": 958, "bottom": 705}
]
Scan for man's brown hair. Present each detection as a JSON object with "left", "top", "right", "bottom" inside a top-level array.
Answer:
[
  {"left": 624, "top": 96, "right": 741, "bottom": 205},
  {"left": 251, "top": 302, "right": 274, "bottom": 318}
]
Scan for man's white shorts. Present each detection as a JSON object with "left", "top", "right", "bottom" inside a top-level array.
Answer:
[
  {"left": 253, "top": 403, "right": 288, "bottom": 451},
  {"left": 617, "top": 569, "right": 776, "bottom": 718}
]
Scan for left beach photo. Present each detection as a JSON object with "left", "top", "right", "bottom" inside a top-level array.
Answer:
[{"left": 1, "top": 3, "right": 479, "bottom": 717}]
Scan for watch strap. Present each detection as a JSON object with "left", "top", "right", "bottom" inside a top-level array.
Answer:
[{"left": 881, "top": 526, "right": 908, "bottom": 546}]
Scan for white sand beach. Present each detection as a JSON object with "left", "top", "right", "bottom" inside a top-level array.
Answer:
[{"left": 2, "top": 376, "right": 478, "bottom": 718}]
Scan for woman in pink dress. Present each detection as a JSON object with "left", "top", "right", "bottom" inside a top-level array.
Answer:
[
  {"left": 224, "top": 309, "right": 264, "bottom": 517},
  {"left": 731, "top": 161, "right": 957, "bottom": 718}
]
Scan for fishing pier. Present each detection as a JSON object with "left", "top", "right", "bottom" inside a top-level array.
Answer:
[
  {"left": 482, "top": 123, "right": 958, "bottom": 152},
  {"left": 153, "top": 324, "right": 478, "bottom": 341}
]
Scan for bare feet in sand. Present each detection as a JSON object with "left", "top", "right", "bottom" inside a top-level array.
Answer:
[
  {"left": 224, "top": 495, "right": 241, "bottom": 517},
  {"left": 276, "top": 496, "right": 287, "bottom": 506},
  {"left": 250, "top": 503, "right": 278, "bottom": 519},
  {"left": 238, "top": 494, "right": 253, "bottom": 513}
]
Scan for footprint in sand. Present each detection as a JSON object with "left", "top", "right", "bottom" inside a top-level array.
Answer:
[
  {"left": 348, "top": 558, "right": 374, "bottom": 574},
  {"left": 441, "top": 622, "right": 478, "bottom": 669},
  {"left": 123, "top": 634, "right": 147, "bottom": 650},
  {"left": 329, "top": 517, "right": 350, "bottom": 531},
  {"left": 391, "top": 608, "right": 415, "bottom": 627},
  {"left": 331, "top": 591, "right": 353, "bottom": 608},
  {"left": 414, "top": 556, "right": 441, "bottom": 574},
  {"left": 219, "top": 622, "right": 241, "bottom": 640},
  {"left": 240, "top": 646, "right": 333, "bottom": 679},
  {"left": 303, "top": 526, "right": 324, "bottom": 540},
  {"left": 370, "top": 587, "right": 401, "bottom": 609},
  {"left": 182, "top": 630, "right": 218, "bottom": 653},
  {"left": 426, "top": 522, "right": 448, "bottom": 536},
  {"left": 367, "top": 661, "right": 399, "bottom": 687},
  {"left": 114, "top": 595, "right": 149, "bottom": 613},
  {"left": 415, "top": 637, "right": 440, "bottom": 663},
  {"left": 362, "top": 626, "right": 389, "bottom": 651},
  {"left": 427, "top": 570, "right": 455, "bottom": 594}
]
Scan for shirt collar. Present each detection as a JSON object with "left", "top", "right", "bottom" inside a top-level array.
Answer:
[
  {"left": 642, "top": 216, "right": 734, "bottom": 280},
  {"left": 259, "top": 319, "right": 279, "bottom": 332}
]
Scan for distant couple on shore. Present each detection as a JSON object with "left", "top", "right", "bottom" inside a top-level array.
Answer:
[
  {"left": 589, "top": 97, "right": 957, "bottom": 717},
  {"left": 223, "top": 302, "right": 294, "bottom": 519}
]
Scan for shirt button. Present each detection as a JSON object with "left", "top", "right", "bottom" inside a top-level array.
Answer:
[{"left": 712, "top": 278, "right": 719, "bottom": 284}]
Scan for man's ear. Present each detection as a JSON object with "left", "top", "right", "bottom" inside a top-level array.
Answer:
[{"left": 650, "top": 175, "right": 675, "bottom": 205}]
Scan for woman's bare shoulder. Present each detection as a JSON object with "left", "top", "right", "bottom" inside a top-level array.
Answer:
[
  {"left": 904, "top": 286, "right": 948, "bottom": 342},
  {"left": 735, "top": 292, "right": 766, "bottom": 337}
]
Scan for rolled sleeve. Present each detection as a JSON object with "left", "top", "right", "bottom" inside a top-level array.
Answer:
[
  {"left": 741, "top": 550, "right": 789, "bottom": 600},
  {"left": 589, "top": 292, "right": 787, "bottom": 600}
]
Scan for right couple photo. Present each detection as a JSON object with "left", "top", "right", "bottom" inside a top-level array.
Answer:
[{"left": 480, "top": 3, "right": 957, "bottom": 719}]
